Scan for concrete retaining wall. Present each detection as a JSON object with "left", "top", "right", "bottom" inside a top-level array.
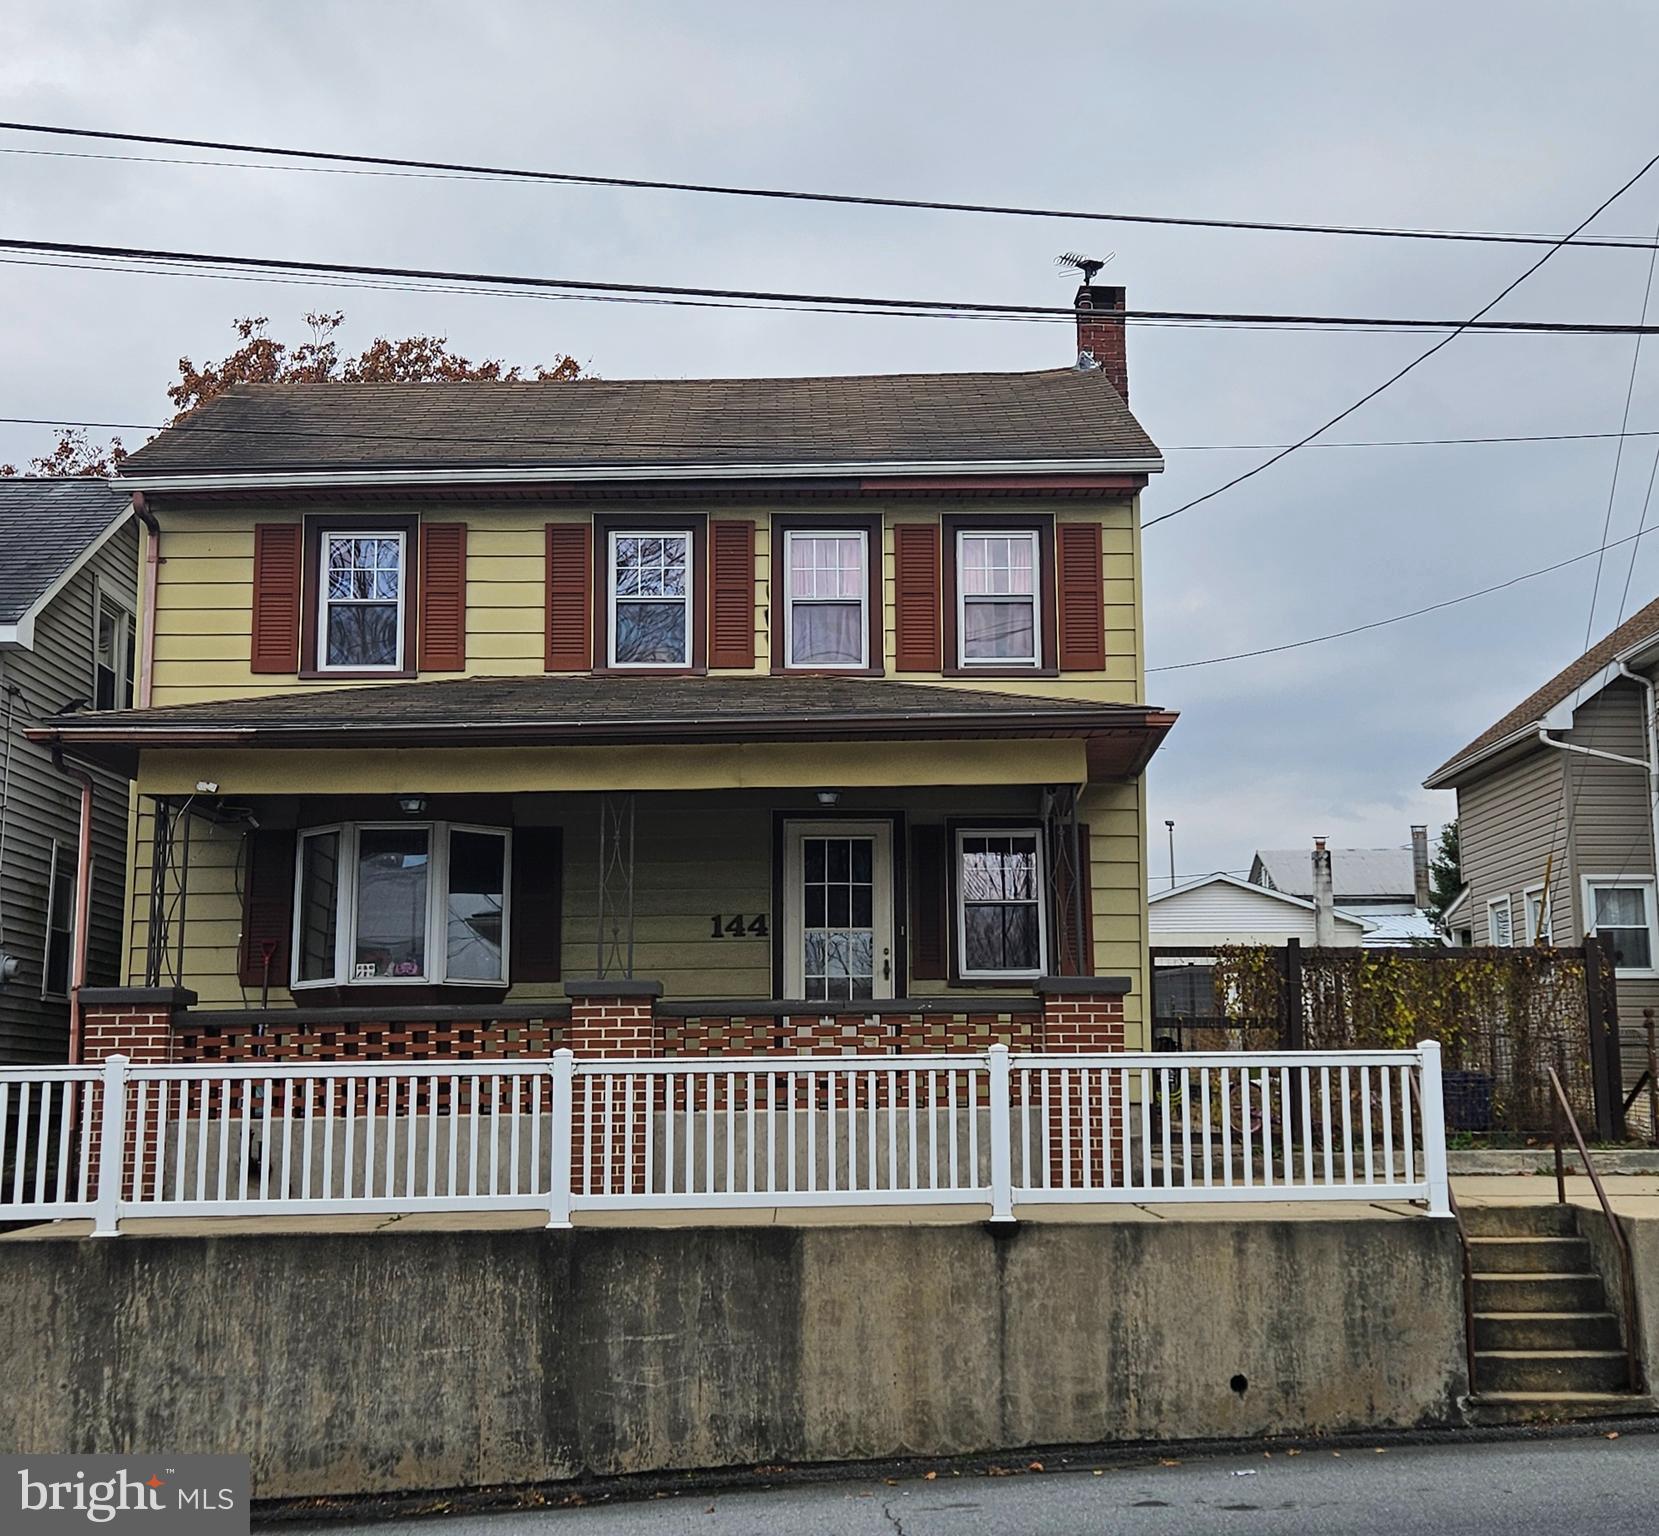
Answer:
[
  {"left": 0, "top": 1219, "right": 1467, "bottom": 1499},
  {"left": 1579, "top": 1207, "right": 1659, "bottom": 1388}
]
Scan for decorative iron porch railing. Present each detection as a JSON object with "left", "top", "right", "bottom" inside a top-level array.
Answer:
[{"left": 0, "top": 1045, "right": 1451, "bottom": 1234}]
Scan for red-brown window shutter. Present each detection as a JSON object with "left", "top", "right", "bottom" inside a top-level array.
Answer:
[
  {"left": 511, "top": 826, "right": 563, "bottom": 982},
  {"left": 1054, "top": 822, "right": 1096, "bottom": 976},
  {"left": 1056, "top": 522, "right": 1106, "bottom": 671},
  {"left": 238, "top": 828, "right": 297, "bottom": 987},
  {"left": 250, "top": 524, "right": 303, "bottom": 673},
  {"left": 544, "top": 524, "right": 592, "bottom": 671},
  {"left": 708, "top": 519, "right": 756, "bottom": 668},
  {"left": 909, "top": 823, "right": 948, "bottom": 981},
  {"left": 893, "top": 524, "right": 942, "bottom": 672},
  {"left": 418, "top": 522, "right": 467, "bottom": 671}
]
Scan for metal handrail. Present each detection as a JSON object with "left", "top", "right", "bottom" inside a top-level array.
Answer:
[
  {"left": 1410, "top": 1072, "right": 1478, "bottom": 1394},
  {"left": 1547, "top": 1066, "right": 1643, "bottom": 1393}
]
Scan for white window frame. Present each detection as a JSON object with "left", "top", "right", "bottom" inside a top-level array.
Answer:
[
  {"left": 316, "top": 529, "right": 408, "bottom": 674},
  {"left": 1486, "top": 894, "right": 1513, "bottom": 948},
  {"left": 607, "top": 528, "right": 692, "bottom": 669},
  {"left": 782, "top": 528, "right": 869, "bottom": 671},
  {"left": 955, "top": 529, "right": 1042, "bottom": 670},
  {"left": 90, "top": 579, "right": 135, "bottom": 710},
  {"left": 41, "top": 838, "right": 78, "bottom": 1001},
  {"left": 954, "top": 825, "right": 1048, "bottom": 980},
  {"left": 1523, "top": 883, "right": 1554, "bottom": 945},
  {"left": 291, "top": 822, "right": 512, "bottom": 989},
  {"left": 1581, "top": 875, "right": 1659, "bottom": 978}
]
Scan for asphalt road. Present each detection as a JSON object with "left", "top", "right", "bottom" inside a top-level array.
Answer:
[{"left": 284, "top": 1432, "right": 1659, "bottom": 1535}]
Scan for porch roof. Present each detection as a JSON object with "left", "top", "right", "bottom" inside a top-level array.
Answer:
[{"left": 30, "top": 675, "right": 1175, "bottom": 781}]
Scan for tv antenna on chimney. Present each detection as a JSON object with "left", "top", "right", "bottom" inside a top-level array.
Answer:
[{"left": 1056, "top": 250, "right": 1115, "bottom": 285}]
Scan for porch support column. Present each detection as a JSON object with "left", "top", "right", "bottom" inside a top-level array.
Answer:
[
  {"left": 1036, "top": 975, "right": 1130, "bottom": 1187},
  {"left": 563, "top": 979, "right": 662, "bottom": 1196},
  {"left": 78, "top": 987, "right": 196, "bottom": 1202}
]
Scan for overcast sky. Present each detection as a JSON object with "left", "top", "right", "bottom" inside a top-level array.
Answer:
[{"left": 4, "top": 1, "right": 1659, "bottom": 882}]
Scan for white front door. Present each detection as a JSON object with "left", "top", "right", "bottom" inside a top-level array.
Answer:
[{"left": 782, "top": 821, "right": 895, "bottom": 1001}]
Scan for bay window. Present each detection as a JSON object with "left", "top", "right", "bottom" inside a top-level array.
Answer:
[
  {"left": 1584, "top": 878, "right": 1657, "bottom": 975},
  {"left": 293, "top": 823, "right": 510, "bottom": 987},
  {"left": 785, "top": 529, "right": 868, "bottom": 668},
  {"left": 319, "top": 531, "right": 406, "bottom": 670},
  {"left": 957, "top": 530, "right": 1040, "bottom": 667},
  {"left": 609, "top": 530, "right": 691, "bottom": 666},
  {"left": 955, "top": 827, "right": 1047, "bottom": 978}
]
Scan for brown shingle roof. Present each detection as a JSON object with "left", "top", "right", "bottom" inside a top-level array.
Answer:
[
  {"left": 1427, "top": 593, "right": 1659, "bottom": 784},
  {"left": 116, "top": 369, "right": 1160, "bottom": 480}
]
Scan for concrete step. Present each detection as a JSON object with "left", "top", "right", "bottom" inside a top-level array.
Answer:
[
  {"left": 1474, "top": 1349, "right": 1631, "bottom": 1394},
  {"left": 1462, "top": 1203, "right": 1578, "bottom": 1238},
  {"left": 1472, "top": 1272, "right": 1607, "bottom": 1313},
  {"left": 1466, "top": 1235, "right": 1593, "bottom": 1273},
  {"left": 1467, "top": 1391, "right": 1658, "bottom": 1426},
  {"left": 1473, "top": 1311, "right": 1625, "bottom": 1352}
]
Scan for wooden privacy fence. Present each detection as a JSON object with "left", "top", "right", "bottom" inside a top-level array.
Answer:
[{"left": 1152, "top": 939, "right": 1626, "bottom": 1140}]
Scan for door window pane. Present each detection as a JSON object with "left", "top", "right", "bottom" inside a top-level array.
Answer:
[
  {"left": 323, "top": 534, "right": 402, "bottom": 668},
  {"left": 958, "top": 832, "right": 1043, "bottom": 974},
  {"left": 960, "top": 532, "right": 1039, "bottom": 664},
  {"left": 612, "top": 532, "right": 690, "bottom": 664},
  {"left": 296, "top": 831, "right": 341, "bottom": 982},
  {"left": 801, "top": 834, "right": 876, "bottom": 1001},
  {"left": 446, "top": 830, "right": 506, "bottom": 982},
  {"left": 788, "top": 532, "right": 866, "bottom": 666},
  {"left": 354, "top": 827, "right": 429, "bottom": 979}
]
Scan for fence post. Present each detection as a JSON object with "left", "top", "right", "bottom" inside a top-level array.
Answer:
[
  {"left": 91, "top": 1053, "right": 128, "bottom": 1237},
  {"left": 547, "top": 1049, "right": 574, "bottom": 1230},
  {"left": 987, "top": 1044, "right": 1014, "bottom": 1224},
  {"left": 1282, "top": 938, "right": 1304, "bottom": 1051},
  {"left": 1583, "top": 934, "right": 1620, "bottom": 1142},
  {"left": 1417, "top": 1039, "right": 1452, "bottom": 1217}
]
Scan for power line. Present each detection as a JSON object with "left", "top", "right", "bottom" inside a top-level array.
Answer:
[
  {"left": 1146, "top": 522, "right": 1659, "bottom": 673},
  {"left": 4, "top": 120, "right": 1659, "bottom": 252},
  {"left": 8, "top": 237, "right": 1659, "bottom": 336},
  {"left": 1143, "top": 148, "right": 1659, "bottom": 531}
]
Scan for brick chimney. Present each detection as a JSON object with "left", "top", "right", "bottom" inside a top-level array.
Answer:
[
  {"left": 1075, "top": 284, "right": 1128, "bottom": 401},
  {"left": 1311, "top": 837, "right": 1337, "bottom": 947},
  {"left": 1410, "top": 825, "right": 1431, "bottom": 910}
]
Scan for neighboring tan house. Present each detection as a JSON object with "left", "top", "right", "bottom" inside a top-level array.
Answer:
[
  {"left": 30, "top": 289, "right": 1177, "bottom": 1056},
  {"left": 0, "top": 480, "right": 138, "bottom": 1060},
  {"left": 1425, "top": 595, "right": 1659, "bottom": 1093},
  {"left": 1149, "top": 871, "right": 1372, "bottom": 949},
  {"left": 1250, "top": 833, "right": 1442, "bottom": 946}
]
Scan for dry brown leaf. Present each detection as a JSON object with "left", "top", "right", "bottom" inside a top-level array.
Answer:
[
  {"left": 1028, "top": 1462, "right": 1045, "bottom": 1473},
  {"left": 924, "top": 1472, "right": 938, "bottom": 1481}
]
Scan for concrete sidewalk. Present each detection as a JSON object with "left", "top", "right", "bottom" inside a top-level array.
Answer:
[{"left": 9, "top": 1172, "right": 1652, "bottom": 1240}]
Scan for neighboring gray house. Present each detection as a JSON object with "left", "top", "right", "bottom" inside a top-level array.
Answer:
[
  {"left": 1425, "top": 594, "right": 1659, "bottom": 1094},
  {"left": 1249, "top": 832, "right": 1442, "bottom": 946},
  {"left": 0, "top": 481, "right": 138, "bottom": 1061}
]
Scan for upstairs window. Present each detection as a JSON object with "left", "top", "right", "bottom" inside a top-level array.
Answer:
[
  {"left": 608, "top": 530, "right": 691, "bottom": 667},
  {"left": 1486, "top": 895, "right": 1512, "bottom": 947},
  {"left": 785, "top": 530, "right": 868, "bottom": 668},
  {"left": 956, "top": 827, "right": 1047, "bottom": 978},
  {"left": 42, "top": 840, "right": 77, "bottom": 999},
  {"left": 320, "top": 532, "right": 405, "bottom": 671},
  {"left": 957, "top": 530, "right": 1040, "bottom": 667},
  {"left": 294, "top": 822, "right": 509, "bottom": 988},
  {"left": 1585, "top": 878, "right": 1657, "bottom": 975},
  {"left": 92, "top": 583, "right": 135, "bottom": 709}
]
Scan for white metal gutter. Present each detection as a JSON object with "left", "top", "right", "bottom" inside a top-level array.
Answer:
[{"left": 117, "top": 456, "right": 1166, "bottom": 493}]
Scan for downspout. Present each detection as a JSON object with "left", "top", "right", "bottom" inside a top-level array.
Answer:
[
  {"left": 131, "top": 491, "right": 160, "bottom": 709},
  {"left": 51, "top": 748, "right": 96, "bottom": 1064}
]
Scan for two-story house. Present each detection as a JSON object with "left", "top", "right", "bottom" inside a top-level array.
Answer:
[
  {"left": 1424, "top": 594, "right": 1659, "bottom": 1096},
  {"left": 0, "top": 479, "right": 138, "bottom": 1060},
  {"left": 31, "top": 290, "right": 1175, "bottom": 1062}
]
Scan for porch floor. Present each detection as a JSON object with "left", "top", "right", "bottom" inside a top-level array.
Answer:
[{"left": 9, "top": 1174, "right": 1652, "bottom": 1240}]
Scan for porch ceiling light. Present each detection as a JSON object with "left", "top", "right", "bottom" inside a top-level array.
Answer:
[
  {"left": 398, "top": 796, "right": 428, "bottom": 816},
  {"left": 816, "top": 789, "right": 841, "bottom": 806}
]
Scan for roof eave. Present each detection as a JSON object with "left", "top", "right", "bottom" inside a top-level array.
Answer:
[
  {"left": 1423, "top": 721, "right": 1547, "bottom": 789},
  {"left": 116, "top": 457, "right": 1166, "bottom": 494},
  {"left": 0, "top": 504, "right": 134, "bottom": 652}
]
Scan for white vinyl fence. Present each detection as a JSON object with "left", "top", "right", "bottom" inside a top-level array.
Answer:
[{"left": 0, "top": 1044, "right": 1450, "bottom": 1234}]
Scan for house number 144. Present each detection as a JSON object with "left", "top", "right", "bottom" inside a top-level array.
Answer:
[{"left": 710, "top": 915, "right": 768, "bottom": 938}]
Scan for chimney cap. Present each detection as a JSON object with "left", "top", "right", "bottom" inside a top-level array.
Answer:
[{"left": 1313, "top": 836, "right": 1328, "bottom": 851}]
